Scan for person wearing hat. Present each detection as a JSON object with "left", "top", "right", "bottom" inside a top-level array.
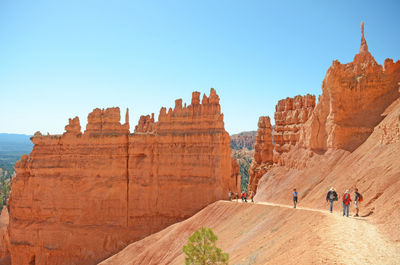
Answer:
[
  {"left": 342, "top": 190, "right": 352, "bottom": 217},
  {"left": 326, "top": 187, "right": 338, "bottom": 213}
]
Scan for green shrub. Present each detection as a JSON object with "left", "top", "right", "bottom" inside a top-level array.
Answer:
[{"left": 183, "top": 227, "right": 229, "bottom": 265}]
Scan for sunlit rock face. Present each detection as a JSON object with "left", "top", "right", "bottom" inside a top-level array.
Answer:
[
  {"left": 273, "top": 94, "right": 316, "bottom": 163},
  {"left": 9, "top": 88, "right": 239, "bottom": 265},
  {"left": 299, "top": 23, "right": 400, "bottom": 152}
]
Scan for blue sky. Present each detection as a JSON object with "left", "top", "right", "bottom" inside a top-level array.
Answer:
[{"left": 1, "top": 1, "right": 399, "bottom": 135}]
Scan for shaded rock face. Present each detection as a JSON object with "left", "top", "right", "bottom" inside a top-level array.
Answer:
[
  {"left": 9, "top": 88, "right": 239, "bottom": 265},
  {"left": 248, "top": 116, "right": 273, "bottom": 192},
  {"left": 273, "top": 95, "right": 315, "bottom": 163},
  {"left": 299, "top": 24, "right": 400, "bottom": 152},
  {"left": 0, "top": 207, "right": 10, "bottom": 264}
]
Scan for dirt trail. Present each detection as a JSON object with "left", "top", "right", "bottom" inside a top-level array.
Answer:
[
  {"left": 254, "top": 201, "right": 400, "bottom": 265},
  {"left": 100, "top": 200, "right": 400, "bottom": 265}
]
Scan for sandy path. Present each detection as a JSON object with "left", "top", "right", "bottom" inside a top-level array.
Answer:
[{"left": 253, "top": 201, "right": 400, "bottom": 265}]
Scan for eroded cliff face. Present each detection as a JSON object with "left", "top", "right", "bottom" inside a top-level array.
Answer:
[
  {"left": 9, "top": 88, "right": 239, "bottom": 265},
  {"left": 299, "top": 23, "right": 400, "bottom": 152},
  {"left": 248, "top": 116, "right": 273, "bottom": 192},
  {"left": 249, "top": 23, "right": 400, "bottom": 191},
  {"left": 273, "top": 95, "right": 315, "bottom": 164}
]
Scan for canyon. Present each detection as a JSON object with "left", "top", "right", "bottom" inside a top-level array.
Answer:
[
  {"left": 7, "top": 89, "right": 239, "bottom": 265},
  {"left": 1, "top": 22, "right": 399, "bottom": 265},
  {"left": 104, "top": 23, "right": 400, "bottom": 264}
]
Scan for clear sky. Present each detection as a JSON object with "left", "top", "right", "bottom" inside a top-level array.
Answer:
[{"left": 1, "top": 1, "right": 399, "bottom": 135}]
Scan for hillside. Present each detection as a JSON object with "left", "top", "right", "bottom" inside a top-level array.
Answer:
[
  {"left": 230, "top": 131, "right": 256, "bottom": 150},
  {"left": 0, "top": 133, "right": 32, "bottom": 178}
]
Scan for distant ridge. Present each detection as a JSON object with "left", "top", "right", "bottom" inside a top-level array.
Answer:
[{"left": 0, "top": 133, "right": 33, "bottom": 178}]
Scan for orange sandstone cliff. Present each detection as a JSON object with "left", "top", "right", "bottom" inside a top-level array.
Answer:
[{"left": 9, "top": 88, "right": 239, "bottom": 265}]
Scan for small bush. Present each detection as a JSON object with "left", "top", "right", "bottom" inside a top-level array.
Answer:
[{"left": 183, "top": 227, "right": 229, "bottom": 265}]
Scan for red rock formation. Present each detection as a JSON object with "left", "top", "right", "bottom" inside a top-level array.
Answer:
[
  {"left": 64, "top": 117, "right": 81, "bottom": 136},
  {"left": 248, "top": 116, "right": 273, "bottom": 192},
  {"left": 273, "top": 94, "right": 315, "bottom": 162},
  {"left": 9, "top": 89, "right": 239, "bottom": 265},
  {"left": 299, "top": 23, "right": 400, "bottom": 152},
  {"left": 134, "top": 113, "right": 155, "bottom": 133}
]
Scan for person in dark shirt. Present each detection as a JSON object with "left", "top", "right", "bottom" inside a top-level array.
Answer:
[
  {"left": 354, "top": 188, "right": 362, "bottom": 217},
  {"left": 326, "top": 187, "right": 338, "bottom": 213},
  {"left": 293, "top": 188, "right": 298, "bottom": 208}
]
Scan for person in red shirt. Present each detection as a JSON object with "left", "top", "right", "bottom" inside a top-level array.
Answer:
[
  {"left": 342, "top": 190, "right": 352, "bottom": 217},
  {"left": 241, "top": 192, "right": 247, "bottom": 203}
]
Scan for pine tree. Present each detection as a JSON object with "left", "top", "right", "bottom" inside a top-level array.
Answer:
[{"left": 182, "top": 227, "right": 229, "bottom": 265}]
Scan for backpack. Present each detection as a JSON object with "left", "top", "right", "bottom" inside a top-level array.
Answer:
[{"left": 358, "top": 193, "right": 363, "bottom": 202}]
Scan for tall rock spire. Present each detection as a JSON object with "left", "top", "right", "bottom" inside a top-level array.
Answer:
[
  {"left": 125, "top": 107, "right": 130, "bottom": 130},
  {"left": 359, "top": 21, "right": 369, "bottom": 53}
]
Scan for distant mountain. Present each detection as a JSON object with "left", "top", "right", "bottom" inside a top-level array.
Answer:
[
  {"left": 230, "top": 131, "right": 257, "bottom": 150},
  {"left": 0, "top": 133, "right": 33, "bottom": 178}
]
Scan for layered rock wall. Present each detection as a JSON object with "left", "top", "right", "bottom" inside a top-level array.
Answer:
[
  {"left": 9, "top": 89, "right": 239, "bottom": 265},
  {"left": 273, "top": 95, "right": 315, "bottom": 162}
]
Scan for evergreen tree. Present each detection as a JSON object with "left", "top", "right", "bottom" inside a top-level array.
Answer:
[{"left": 182, "top": 227, "right": 229, "bottom": 265}]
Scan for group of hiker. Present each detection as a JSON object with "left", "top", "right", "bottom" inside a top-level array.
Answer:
[
  {"left": 228, "top": 190, "right": 254, "bottom": 203},
  {"left": 324, "top": 187, "right": 363, "bottom": 217},
  {"left": 229, "top": 187, "right": 363, "bottom": 218}
]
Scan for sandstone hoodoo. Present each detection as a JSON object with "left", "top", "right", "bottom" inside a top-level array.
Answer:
[
  {"left": 9, "top": 88, "right": 240, "bottom": 265},
  {"left": 299, "top": 22, "right": 400, "bottom": 152},
  {"left": 248, "top": 116, "right": 273, "bottom": 192}
]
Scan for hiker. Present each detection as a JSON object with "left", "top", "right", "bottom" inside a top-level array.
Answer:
[
  {"left": 228, "top": 190, "right": 233, "bottom": 201},
  {"left": 241, "top": 191, "right": 247, "bottom": 203},
  {"left": 354, "top": 188, "right": 363, "bottom": 217},
  {"left": 235, "top": 192, "right": 239, "bottom": 202},
  {"left": 250, "top": 190, "right": 254, "bottom": 203},
  {"left": 342, "top": 190, "right": 352, "bottom": 217},
  {"left": 326, "top": 187, "right": 338, "bottom": 213},
  {"left": 293, "top": 188, "right": 298, "bottom": 208}
]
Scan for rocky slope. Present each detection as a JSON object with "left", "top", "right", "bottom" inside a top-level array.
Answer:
[{"left": 8, "top": 89, "right": 240, "bottom": 265}]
